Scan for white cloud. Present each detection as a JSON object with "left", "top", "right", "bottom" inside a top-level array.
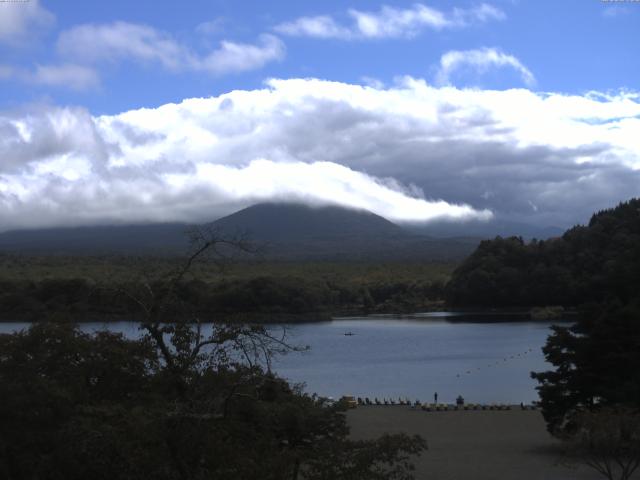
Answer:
[
  {"left": 30, "top": 64, "right": 100, "bottom": 90},
  {"left": 0, "top": 0, "right": 54, "bottom": 44},
  {"left": 0, "top": 63, "right": 99, "bottom": 91},
  {"left": 275, "top": 3, "right": 504, "bottom": 39},
  {"left": 435, "top": 47, "right": 535, "bottom": 86},
  {"left": 168, "top": 159, "right": 492, "bottom": 223},
  {"left": 361, "top": 76, "right": 385, "bottom": 89},
  {"left": 57, "top": 22, "right": 184, "bottom": 69},
  {"left": 275, "top": 15, "right": 352, "bottom": 39},
  {"left": 1, "top": 78, "right": 639, "bottom": 231},
  {"left": 195, "top": 35, "right": 285, "bottom": 75},
  {"left": 458, "top": 3, "right": 506, "bottom": 23},
  {"left": 349, "top": 4, "right": 449, "bottom": 38},
  {"left": 57, "top": 22, "right": 285, "bottom": 75}
]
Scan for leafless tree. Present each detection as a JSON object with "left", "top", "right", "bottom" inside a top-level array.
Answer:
[{"left": 117, "top": 225, "right": 304, "bottom": 378}]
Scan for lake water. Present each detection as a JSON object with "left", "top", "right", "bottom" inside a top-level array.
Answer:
[{"left": 0, "top": 313, "right": 563, "bottom": 405}]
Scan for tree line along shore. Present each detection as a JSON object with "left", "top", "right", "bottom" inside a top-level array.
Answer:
[{"left": 0, "top": 259, "right": 452, "bottom": 322}]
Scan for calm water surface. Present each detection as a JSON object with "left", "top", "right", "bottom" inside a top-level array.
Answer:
[
  {"left": 0, "top": 314, "right": 562, "bottom": 404},
  {"left": 272, "top": 315, "right": 558, "bottom": 404}
]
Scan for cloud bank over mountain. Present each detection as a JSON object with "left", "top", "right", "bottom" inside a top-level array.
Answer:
[{"left": 0, "top": 77, "right": 638, "bottom": 231}]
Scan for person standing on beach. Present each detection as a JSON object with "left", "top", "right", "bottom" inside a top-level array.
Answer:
[{"left": 434, "top": 392, "right": 438, "bottom": 404}]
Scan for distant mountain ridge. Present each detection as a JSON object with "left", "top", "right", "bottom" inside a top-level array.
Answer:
[
  {"left": 0, "top": 223, "right": 190, "bottom": 254},
  {"left": 211, "top": 203, "right": 405, "bottom": 241},
  {"left": 209, "top": 203, "right": 479, "bottom": 261},
  {"left": 0, "top": 203, "right": 481, "bottom": 261},
  {"left": 407, "top": 219, "right": 563, "bottom": 240}
]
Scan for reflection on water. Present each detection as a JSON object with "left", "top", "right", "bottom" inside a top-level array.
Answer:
[{"left": 0, "top": 315, "right": 564, "bottom": 404}]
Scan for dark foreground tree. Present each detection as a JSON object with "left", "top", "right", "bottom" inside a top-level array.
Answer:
[
  {"left": 564, "top": 408, "right": 640, "bottom": 480},
  {"left": 532, "top": 302, "right": 640, "bottom": 480},
  {"left": 532, "top": 302, "right": 640, "bottom": 434},
  {"left": 446, "top": 197, "right": 640, "bottom": 308},
  {"left": 0, "top": 227, "right": 426, "bottom": 479}
]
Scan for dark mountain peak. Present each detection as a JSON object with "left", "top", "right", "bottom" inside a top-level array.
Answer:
[
  {"left": 211, "top": 202, "right": 405, "bottom": 242},
  {"left": 0, "top": 203, "right": 480, "bottom": 261}
]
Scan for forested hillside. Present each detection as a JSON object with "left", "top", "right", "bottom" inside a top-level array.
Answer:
[
  {"left": 446, "top": 198, "right": 640, "bottom": 308},
  {"left": 0, "top": 259, "right": 451, "bottom": 322}
]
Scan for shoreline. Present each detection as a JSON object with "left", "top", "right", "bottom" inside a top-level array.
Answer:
[{"left": 0, "top": 308, "right": 577, "bottom": 324}]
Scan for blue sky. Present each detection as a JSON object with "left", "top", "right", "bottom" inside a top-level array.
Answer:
[
  {"left": 2, "top": 0, "right": 638, "bottom": 113},
  {"left": 0, "top": 0, "right": 639, "bottom": 231}
]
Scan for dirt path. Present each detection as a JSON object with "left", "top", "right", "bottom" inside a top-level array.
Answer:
[{"left": 347, "top": 406, "right": 622, "bottom": 480}]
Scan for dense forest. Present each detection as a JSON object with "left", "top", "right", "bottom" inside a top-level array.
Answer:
[
  {"left": 446, "top": 198, "right": 640, "bottom": 308},
  {"left": 0, "top": 259, "right": 450, "bottom": 322},
  {"left": 507, "top": 198, "right": 640, "bottom": 474}
]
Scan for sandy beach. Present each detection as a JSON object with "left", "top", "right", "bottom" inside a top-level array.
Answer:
[{"left": 347, "top": 406, "right": 630, "bottom": 480}]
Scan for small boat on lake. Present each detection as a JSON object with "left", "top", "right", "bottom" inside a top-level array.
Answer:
[{"left": 344, "top": 332, "right": 355, "bottom": 336}]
